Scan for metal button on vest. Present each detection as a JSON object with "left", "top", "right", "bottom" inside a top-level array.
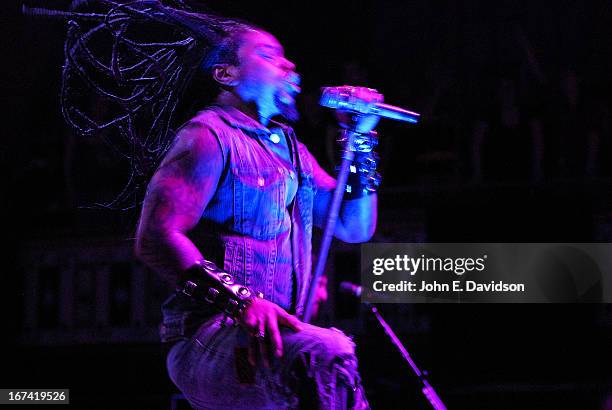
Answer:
[{"left": 269, "top": 133, "right": 280, "bottom": 143}]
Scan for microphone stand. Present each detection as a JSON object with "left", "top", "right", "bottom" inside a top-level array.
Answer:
[
  {"left": 303, "top": 90, "right": 420, "bottom": 322},
  {"left": 367, "top": 302, "right": 448, "bottom": 410},
  {"left": 302, "top": 129, "right": 357, "bottom": 323}
]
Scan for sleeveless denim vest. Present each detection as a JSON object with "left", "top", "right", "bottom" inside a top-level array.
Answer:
[{"left": 160, "top": 106, "right": 316, "bottom": 342}]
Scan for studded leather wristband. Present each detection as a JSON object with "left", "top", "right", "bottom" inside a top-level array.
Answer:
[
  {"left": 177, "top": 260, "right": 263, "bottom": 320},
  {"left": 337, "top": 130, "right": 382, "bottom": 199},
  {"left": 345, "top": 152, "right": 381, "bottom": 199}
]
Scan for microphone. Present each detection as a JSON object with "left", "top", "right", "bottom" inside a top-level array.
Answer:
[
  {"left": 339, "top": 281, "right": 401, "bottom": 303},
  {"left": 320, "top": 86, "right": 420, "bottom": 124},
  {"left": 339, "top": 281, "right": 363, "bottom": 298}
]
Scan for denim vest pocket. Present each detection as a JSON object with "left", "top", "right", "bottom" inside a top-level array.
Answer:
[
  {"left": 296, "top": 173, "right": 315, "bottom": 234},
  {"left": 232, "top": 166, "right": 284, "bottom": 240}
]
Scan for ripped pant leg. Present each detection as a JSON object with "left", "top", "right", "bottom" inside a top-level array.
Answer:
[
  {"left": 278, "top": 325, "right": 370, "bottom": 410},
  {"left": 293, "top": 351, "right": 369, "bottom": 410},
  {"left": 167, "top": 317, "right": 369, "bottom": 410}
]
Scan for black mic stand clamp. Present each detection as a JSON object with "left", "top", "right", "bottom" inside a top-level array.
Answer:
[{"left": 367, "top": 302, "right": 448, "bottom": 410}]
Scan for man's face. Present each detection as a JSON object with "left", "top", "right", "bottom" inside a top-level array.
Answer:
[{"left": 234, "top": 30, "right": 301, "bottom": 122}]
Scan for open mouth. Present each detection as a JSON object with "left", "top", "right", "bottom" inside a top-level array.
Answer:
[
  {"left": 284, "top": 72, "right": 301, "bottom": 95},
  {"left": 285, "top": 81, "right": 301, "bottom": 94}
]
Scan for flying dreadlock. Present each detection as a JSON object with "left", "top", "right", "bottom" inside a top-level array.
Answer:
[{"left": 23, "top": 0, "right": 254, "bottom": 209}]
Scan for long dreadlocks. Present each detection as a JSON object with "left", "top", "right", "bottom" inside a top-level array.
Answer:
[{"left": 23, "top": 0, "right": 255, "bottom": 209}]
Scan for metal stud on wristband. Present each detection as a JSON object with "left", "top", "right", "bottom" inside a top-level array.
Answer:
[
  {"left": 345, "top": 166, "right": 381, "bottom": 199},
  {"left": 337, "top": 129, "right": 378, "bottom": 153},
  {"left": 177, "top": 260, "right": 264, "bottom": 319}
]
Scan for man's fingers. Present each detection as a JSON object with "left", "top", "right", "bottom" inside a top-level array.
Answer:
[
  {"left": 267, "top": 316, "right": 283, "bottom": 358},
  {"left": 247, "top": 319, "right": 264, "bottom": 366},
  {"left": 257, "top": 319, "right": 269, "bottom": 367},
  {"left": 279, "top": 312, "right": 304, "bottom": 333},
  {"left": 353, "top": 86, "right": 383, "bottom": 104},
  {"left": 240, "top": 301, "right": 301, "bottom": 368}
]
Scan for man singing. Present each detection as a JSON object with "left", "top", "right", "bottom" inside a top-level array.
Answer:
[
  {"left": 135, "top": 22, "right": 382, "bottom": 408},
  {"left": 29, "top": 1, "right": 382, "bottom": 407}
]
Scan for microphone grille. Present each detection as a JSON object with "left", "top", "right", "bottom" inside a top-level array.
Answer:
[{"left": 319, "top": 87, "right": 341, "bottom": 109}]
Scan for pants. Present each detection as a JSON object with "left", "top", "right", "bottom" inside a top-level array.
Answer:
[{"left": 166, "top": 314, "right": 370, "bottom": 410}]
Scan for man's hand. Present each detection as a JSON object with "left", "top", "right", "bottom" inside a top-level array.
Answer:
[
  {"left": 239, "top": 298, "right": 303, "bottom": 368},
  {"left": 335, "top": 86, "right": 384, "bottom": 134}
]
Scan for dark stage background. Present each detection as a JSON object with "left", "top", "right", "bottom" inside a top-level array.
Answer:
[{"left": 3, "top": 1, "right": 612, "bottom": 409}]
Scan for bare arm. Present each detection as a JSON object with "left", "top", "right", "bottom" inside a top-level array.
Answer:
[
  {"left": 310, "top": 86, "right": 381, "bottom": 242},
  {"left": 135, "top": 121, "right": 223, "bottom": 284},
  {"left": 310, "top": 149, "right": 378, "bottom": 243}
]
